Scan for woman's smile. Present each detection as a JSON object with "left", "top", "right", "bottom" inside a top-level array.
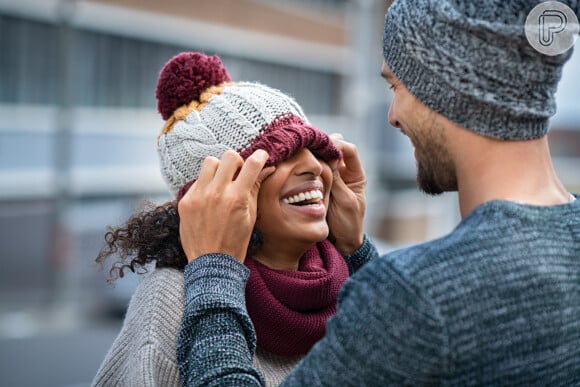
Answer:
[
  {"left": 281, "top": 181, "right": 326, "bottom": 218},
  {"left": 254, "top": 148, "right": 333, "bottom": 264}
]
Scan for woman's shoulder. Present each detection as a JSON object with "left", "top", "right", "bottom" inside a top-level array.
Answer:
[
  {"left": 93, "top": 267, "right": 184, "bottom": 387},
  {"left": 125, "top": 267, "right": 184, "bottom": 323},
  {"left": 134, "top": 267, "right": 184, "bottom": 298}
]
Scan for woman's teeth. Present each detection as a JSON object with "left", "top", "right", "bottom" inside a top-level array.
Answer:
[{"left": 282, "top": 190, "right": 324, "bottom": 205}]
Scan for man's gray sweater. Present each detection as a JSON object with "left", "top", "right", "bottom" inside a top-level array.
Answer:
[{"left": 178, "top": 198, "right": 580, "bottom": 386}]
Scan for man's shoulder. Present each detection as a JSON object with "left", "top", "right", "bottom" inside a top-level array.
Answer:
[
  {"left": 358, "top": 198, "right": 579, "bottom": 296},
  {"left": 374, "top": 232, "right": 469, "bottom": 272},
  {"left": 356, "top": 219, "right": 497, "bottom": 292}
]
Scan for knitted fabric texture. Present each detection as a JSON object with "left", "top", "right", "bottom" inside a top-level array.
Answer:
[
  {"left": 155, "top": 52, "right": 341, "bottom": 197},
  {"left": 178, "top": 199, "right": 580, "bottom": 385},
  {"left": 244, "top": 240, "right": 349, "bottom": 356},
  {"left": 156, "top": 52, "right": 231, "bottom": 120},
  {"left": 92, "top": 268, "right": 184, "bottom": 387},
  {"left": 383, "top": 0, "right": 580, "bottom": 140},
  {"left": 175, "top": 113, "right": 339, "bottom": 200},
  {"left": 177, "top": 235, "right": 375, "bottom": 386},
  {"left": 92, "top": 268, "right": 301, "bottom": 387}
]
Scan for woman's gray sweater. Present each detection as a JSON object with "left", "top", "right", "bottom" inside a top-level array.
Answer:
[{"left": 92, "top": 268, "right": 301, "bottom": 387}]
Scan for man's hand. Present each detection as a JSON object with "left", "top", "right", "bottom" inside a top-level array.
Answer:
[
  {"left": 178, "top": 149, "right": 274, "bottom": 263},
  {"left": 327, "top": 134, "right": 367, "bottom": 256}
]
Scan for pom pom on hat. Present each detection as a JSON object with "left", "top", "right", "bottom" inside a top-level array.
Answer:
[{"left": 155, "top": 52, "right": 231, "bottom": 120}]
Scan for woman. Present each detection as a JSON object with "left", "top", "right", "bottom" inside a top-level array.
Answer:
[{"left": 92, "top": 52, "right": 369, "bottom": 386}]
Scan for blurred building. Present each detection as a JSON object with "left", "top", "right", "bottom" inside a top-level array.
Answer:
[
  {"left": 1, "top": 0, "right": 579, "bottom": 318},
  {"left": 0, "top": 0, "right": 392, "bottom": 318},
  {"left": 2, "top": 3, "right": 579, "bottom": 386}
]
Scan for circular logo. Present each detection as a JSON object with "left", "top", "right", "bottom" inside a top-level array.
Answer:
[{"left": 525, "top": 1, "right": 579, "bottom": 56}]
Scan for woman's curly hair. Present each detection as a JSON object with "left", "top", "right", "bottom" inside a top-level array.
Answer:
[{"left": 96, "top": 200, "right": 263, "bottom": 282}]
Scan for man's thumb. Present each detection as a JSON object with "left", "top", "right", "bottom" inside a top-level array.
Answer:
[{"left": 253, "top": 166, "right": 276, "bottom": 194}]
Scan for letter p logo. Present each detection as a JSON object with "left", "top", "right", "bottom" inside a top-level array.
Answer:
[
  {"left": 525, "top": 1, "right": 579, "bottom": 56},
  {"left": 539, "top": 10, "right": 567, "bottom": 46}
]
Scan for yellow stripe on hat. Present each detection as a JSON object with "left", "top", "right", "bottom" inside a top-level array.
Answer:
[{"left": 159, "top": 83, "right": 231, "bottom": 136}]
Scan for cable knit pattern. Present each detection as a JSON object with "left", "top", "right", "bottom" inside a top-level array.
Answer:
[
  {"left": 92, "top": 268, "right": 303, "bottom": 387},
  {"left": 154, "top": 53, "right": 341, "bottom": 198},
  {"left": 239, "top": 114, "right": 341, "bottom": 167},
  {"left": 383, "top": 0, "right": 580, "bottom": 140},
  {"left": 178, "top": 199, "right": 580, "bottom": 386}
]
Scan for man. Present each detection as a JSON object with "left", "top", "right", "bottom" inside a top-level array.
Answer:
[{"left": 176, "top": 0, "right": 580, "bottom": 385}]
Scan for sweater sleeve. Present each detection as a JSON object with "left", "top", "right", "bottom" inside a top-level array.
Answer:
[
  {"left": 280, "top": 257, "right": 449, "bottom": 386},
  {"left": 177, "top": 254, "right": 265, "bottom": 387},
  {"left": 178, "top": 251, "right": 448, "bottom": 386},
  {"left": 341, "top": 233, "right": 379, "bottom": 274}
]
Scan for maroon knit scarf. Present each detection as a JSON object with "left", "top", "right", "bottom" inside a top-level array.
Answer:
[{"left": 244, "top": 239, "right": 349, "bottom": 356}]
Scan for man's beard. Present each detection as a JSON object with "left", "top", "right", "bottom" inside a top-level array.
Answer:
[
  {"left": 415, "top": 146, "right": 457, "bottom": 196},
  {"left": 408, "top": 116, "right": 458, "bottom": 196},
  {"left": 417, "top": 160, "right": 445, "bottom": 195}
]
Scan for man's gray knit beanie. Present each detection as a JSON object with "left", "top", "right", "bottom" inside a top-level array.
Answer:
[{"left": 383, "top": 0, "right": 580, "bottom": 140}]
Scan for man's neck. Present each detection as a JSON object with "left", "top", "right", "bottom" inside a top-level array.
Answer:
[{"left": 454, "top": 135, "right": 570, "bottom": 218}]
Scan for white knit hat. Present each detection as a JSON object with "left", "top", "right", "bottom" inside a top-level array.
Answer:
[{"left": 155, "top": 52, "right": 341, "bottom": 198}]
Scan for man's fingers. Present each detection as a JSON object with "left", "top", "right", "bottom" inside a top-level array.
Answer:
[
  {"left": 256, "top": 166, "right": 275, "bottom": 188},
  {"left": 236, "top": 149, "right": 270, "bottom": 192},
  {"left": 212, "top": 150, "right": 245, "bottom": 185},
  {"left": 193, "top": 149, "right": 270, "bottom": 194},
  {"left": 196, "top": 155, "right": 220, "bottom": 188},
  {"left": 330, "top": 132, "right": 344, "bottom": 141},
  {"left": 330, "top": 168, "right": 353, "bottom": 205},
  {"left": 330, "top": 133, "right": 362, "bottom": 171},
  {"left": 331, "top": 167, "right": 346, "bottom": 190},
  {"left": 338, "top": 140, "right": 363, "bottom": 174}
]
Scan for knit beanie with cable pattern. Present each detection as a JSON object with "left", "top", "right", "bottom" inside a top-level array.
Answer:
[
  {"left": 155, "top": 52, "right": 341, "bottom": 199},
  {"left": 383, "top": 0, "right": 580, "bottom": 140}
]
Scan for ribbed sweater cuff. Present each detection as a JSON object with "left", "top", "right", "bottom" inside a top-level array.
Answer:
[
  {"left": 343, "top": 234, "right": 378, "bottom": 273},
  {"left": 184, "top": 254, "right": 250, "bottom": 310}
]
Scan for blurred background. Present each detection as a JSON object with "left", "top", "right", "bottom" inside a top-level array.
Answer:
[{"left": 0, "top": 0, "right": 579, "bottom": 386}]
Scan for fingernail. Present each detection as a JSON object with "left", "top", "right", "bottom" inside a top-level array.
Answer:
[{"left": 254, "top": 149, "right": 269, "bottom": 161}]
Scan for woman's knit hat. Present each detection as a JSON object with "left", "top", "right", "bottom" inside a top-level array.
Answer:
[
  {"left": 155, "top": 52, "right": 341, "bottom": 198},
  {"left": 383, "top": 0, "right": 580, "bottom": 140}
]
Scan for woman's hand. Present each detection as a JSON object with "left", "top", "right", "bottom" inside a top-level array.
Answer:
[{"left": 178, "top": 149, "right": 274, "bottom": 263}]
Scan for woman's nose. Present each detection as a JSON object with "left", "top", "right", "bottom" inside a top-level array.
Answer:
[{"left": 294, "top": 149, "right": 323, "bottom": 176}]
